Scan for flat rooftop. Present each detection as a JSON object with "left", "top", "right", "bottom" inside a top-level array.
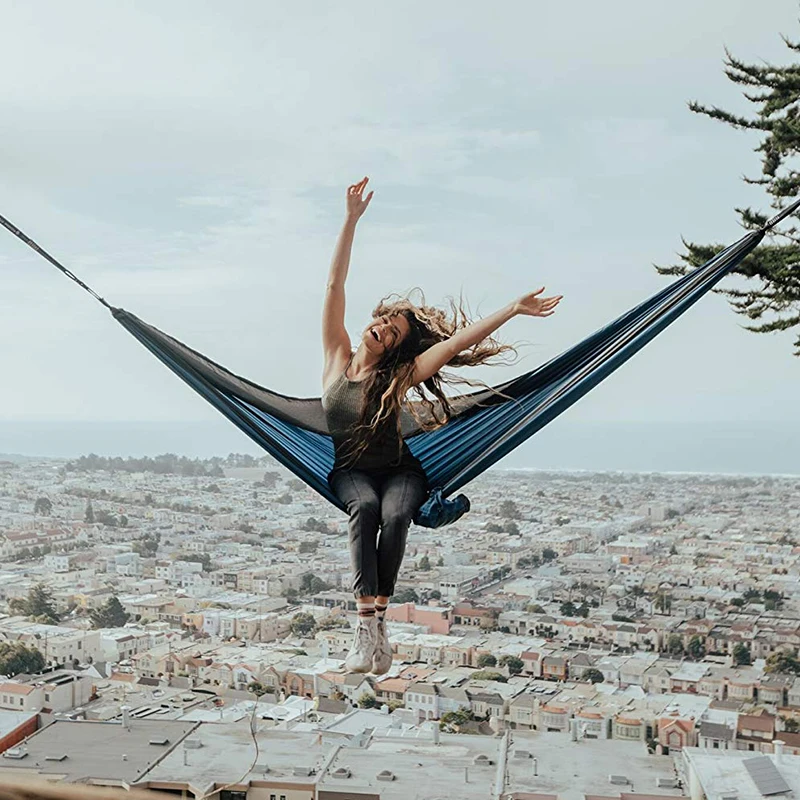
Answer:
[
  {"left": 0, "top": 718, "right": 198, "bottom": 784},
  {"left": 503, "top": 732, "right": 684, "bottom": 800},
  {"left": 683, "top": 747, "right": 800, "bottom": 800},
  {"left": 138, "top": 722, "right": 332, "bottom": 796}
]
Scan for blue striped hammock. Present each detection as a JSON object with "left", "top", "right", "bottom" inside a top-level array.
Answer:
[{"left": 2, "top": 204, "right": 793, "bottom": 527}]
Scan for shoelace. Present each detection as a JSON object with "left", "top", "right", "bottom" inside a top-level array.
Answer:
[{"left": 355, "top": 621, "right": 373, "bottom": 649}]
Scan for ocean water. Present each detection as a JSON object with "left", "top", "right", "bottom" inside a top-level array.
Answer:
[{"left": 0, "top": 418, "right": 797, "bottom": 476}]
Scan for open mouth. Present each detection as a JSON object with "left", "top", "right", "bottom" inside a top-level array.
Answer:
[{"left": 370, "top": 328, "right": 381, "bottom": 343}]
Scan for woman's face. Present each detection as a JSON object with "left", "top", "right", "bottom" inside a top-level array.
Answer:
[{"left": 362, "top": 312, "right": 411, "bottom": 354}]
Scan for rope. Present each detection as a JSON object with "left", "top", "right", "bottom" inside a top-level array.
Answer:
[
  {"left": 762, "top": 195, "right": 800, "bottom": 231},
  {"left": 0, "top": 212, "right": 112, "bottom": 309}
]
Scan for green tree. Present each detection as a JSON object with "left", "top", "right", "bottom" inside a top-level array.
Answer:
[
  {"left": 656, "top": 592, "right": 673, "bottom": 614},
  {"left": 560, "top": 601, "right": 577, "bottom": 617},
  {"left": 299, "top": 573, "right": 332, "bottom": 595},
  {"left": 666, "top": 634, "right": 684, "bottom": 656},
  {"left": 499, "top": 500, "right": 519, "bottom": 519},
  {"left": 582, "top": 668, "right": 605, "bottom": 684},
  {"left": 290, "top": 612, "right": 317, "bottom": 637},
  {"left": 84, "top": 499, "right": 94, "bottom": 524},
  {"left": 782, "top": 716, "right": 800, "bottom": 733},
  {"left": 766, "top": 649, "right": 800, "bottom": 675},
  {"left": 418, "top": 555, "right": 431, "bottom": 571},
  {"left": 261, "top": 471, "right": 279, "bottom": 488},
  {"left": 298, "top": 540, "right": 318, "bottom": 554},
  {"left": 687, "top": 635, "right": 706, "bottom": 660},
  {"left": 526, "top": 603, "right": 545, "bottom": 614},
  {"left": 33, "top": 497, "right": 52, "bottom": 515},
  {"left": 576, "top": 603, "right": 590, "bottom": 618},
  {"left": 439, "top": 706, "right": 475, "bottom": 732},
  {"left": 733, "top": 643, "right": 752, "bottom": 666},
  {"left": 499, "top": 655, "right": 524, "bottom": 676},
  {"left": 10, "top": 584, "right": 59, "bottom": 625},
  {"left": 470, "top": 670, "right": 507, "bottom": 683},
  {"left": 0, "top": 642, "right": 45, "bottom": 677},
  {"left": 90, "top": 596, "right": 130, "bottom": 629},
  {"left": 477, "top": 653, "right": 497, "bottom": 668},
  {"left": 437, "top": 556, "right": 444, "bottom": 567},
  {"left": 542, "top": 547, "right": 557, "bottom": 562},
  {"left": 357, "top": 692, "right": 379, "bottom": 709},
  {"left": 502, "top": 521, "right": 520, "bottom": 536},
  {"left": 429, "top": 589, "right": 442, "bottom": 600},
  {"left": 391, "top": 587, "right": 419, "bottom": 604},
  {"left": 657, "top": 30, "right": 800, "bottom": 355}
]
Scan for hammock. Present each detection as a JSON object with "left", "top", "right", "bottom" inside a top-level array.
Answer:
[{"left": 2, "top": 201, "right": 796, "bottom": 528}]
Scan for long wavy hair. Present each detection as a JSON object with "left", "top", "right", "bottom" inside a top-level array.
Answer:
[{"left": 342, "top": 289, "right": 518, "bottom": 466}]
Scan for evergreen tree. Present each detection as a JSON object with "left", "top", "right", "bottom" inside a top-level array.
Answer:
[
  {"left": 0, "top": 642, "right": 45, "bottom": 677},
  {"left": 582, "top": 668, "right": 605, "bottom": 684},
  {"left": 11, "top": 584, "right": 60, "bottom": 625},
  {"left": 499, "top": 655, "right": 524, "bottom": 675},
  {"left": 84, "top": 500, "right": 95, "bottom": 524},
  {"left": 666, "top": 634, "right": 684, "bottom": 656},
  {"left": 658, "top": 29, "right": 800, "bottom": 355},
  {"left": 90, "top": 596, "right": 130, "bottom": 629},
  {"left": 687, "top": 635, "right": 706, "bottom": 660},
  {"left": 33, "top": 497, "right": 52, "bottom": 515},
  {"left": 766, "top": 649, "right": 800, "bottom": 675},
  {"left": 290, "top": 612, "right": 317, "bottom": 637},
  {"left": 733, "top": 643, "right": 752, "bottom": 666}
]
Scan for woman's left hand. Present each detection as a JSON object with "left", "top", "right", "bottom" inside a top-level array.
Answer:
[{"left": 513, "top": 288, "right": 563, "bottom": 318}]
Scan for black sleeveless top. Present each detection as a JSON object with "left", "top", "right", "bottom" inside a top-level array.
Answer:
[{"left": 321, "top": 354, "right": 426, "bottom": 479}]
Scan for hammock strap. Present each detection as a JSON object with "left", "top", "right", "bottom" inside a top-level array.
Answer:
[{"left": 0, "top": 212, "right": 112, "bottom": 310}]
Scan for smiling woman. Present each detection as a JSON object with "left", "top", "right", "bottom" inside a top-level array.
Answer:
[{"left": 320, "top": 176, "right": 562, "bottom": 676}]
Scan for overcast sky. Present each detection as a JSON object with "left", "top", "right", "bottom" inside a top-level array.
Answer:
[{"left": 1, "top": 0, "right": 799, "bottom": 443}]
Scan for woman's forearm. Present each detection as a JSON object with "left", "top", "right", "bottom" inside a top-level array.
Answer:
[
  {"left": 327, "top": 217, "right": 359, "bottom": 288},
  {"left": 447, "top": 302, "right": 517, "bottom": 354}
]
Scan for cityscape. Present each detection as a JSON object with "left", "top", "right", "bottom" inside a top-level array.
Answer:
[{"left": 0, "top": 451, "right": 798, "bottom": 798}]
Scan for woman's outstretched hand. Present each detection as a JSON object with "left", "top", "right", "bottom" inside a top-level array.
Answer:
[
  {"left": 513, "top": 288, "right": 563, "bottom": 318},
  {"left": 346, "top": 176, "right": 374, "bottom": 221}
]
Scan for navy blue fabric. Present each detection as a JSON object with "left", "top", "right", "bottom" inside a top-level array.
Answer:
[
  {"left": 112, "top": 229, "right": 763, "bottom": 527},
  {"left": 414, "top": 489, "right": 471, "bottom": 528}
]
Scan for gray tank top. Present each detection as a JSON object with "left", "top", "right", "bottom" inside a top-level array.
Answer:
[{"left": 322, "top": 354, "right": 423, "bottom": 475}]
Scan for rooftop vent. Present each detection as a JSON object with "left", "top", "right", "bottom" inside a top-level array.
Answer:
[
  {"left": 3, "top": 748, "right": 28, "bottom": 760},
  {"left": 720, "top": 792, "right": 738, "bottom": 800},
  {"left": 377, "top": 770, "right": 396, "bottom": 782},
  {"left": 149, "top": 738, "right": 170, "bottom": 746},
  {"left": 44, "top": 754, "right": 68, "bottom": 762},
  {"left": 184, "top": 739, "right": 203, "bottom": 750},
  {"left": 657, "top": 778, "right": 679, "bottom": 789},
  {"left": 473, "top": 754, "right": 494, "bottom": 766},
  {"left": 609, "top": 775, "right": 630, "bottom": 786},
  {"left": 332, "top": 767, "right": 352, "bottom": 779},
  {"left": 293, "top": 765, "right": 314, "bottom": 777},
  {"left": 514, "top": 750, "right": 533, "bottom": 759}
]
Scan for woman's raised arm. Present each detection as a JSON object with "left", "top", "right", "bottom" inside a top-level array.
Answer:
[
  {"left": 412, "top": 288, "right": 563, "bottom": 385},
  {"left": 322, "top": 177, "right": 374, "bottom": 380}
]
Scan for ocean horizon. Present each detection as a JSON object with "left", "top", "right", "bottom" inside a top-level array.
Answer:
[{"left": 0, "top": 418, "right": 797, "bottom": 477}]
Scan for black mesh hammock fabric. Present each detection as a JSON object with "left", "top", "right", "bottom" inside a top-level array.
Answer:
[{"left": 2, "top": 200, "right": 796, "bottom": 527}]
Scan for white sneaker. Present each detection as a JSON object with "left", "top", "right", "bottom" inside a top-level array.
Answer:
[
  {"left": 345, "top": 616, "right": 376, "bottom": 673},
  {"left": 372, "top": 617, "right": 393, "bottom": 675}
]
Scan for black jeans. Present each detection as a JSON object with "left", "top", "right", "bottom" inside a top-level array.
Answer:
[{"left": 330, "top": 468, "right": 429, "bottom": 599}]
